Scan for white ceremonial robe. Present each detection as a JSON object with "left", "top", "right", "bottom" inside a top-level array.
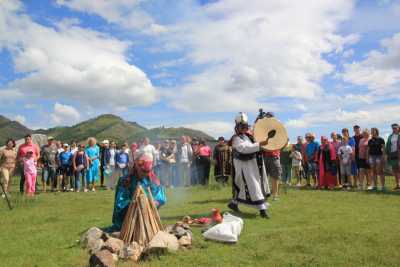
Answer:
[{"left": 232, "top": 134, "right": 270, "bottom": 209}]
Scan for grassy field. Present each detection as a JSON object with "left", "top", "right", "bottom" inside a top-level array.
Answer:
[{"left": 1, "top": 177, "right": 400, "bottom": 267}]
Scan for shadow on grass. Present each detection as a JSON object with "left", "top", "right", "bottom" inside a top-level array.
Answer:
[
  {"left": 289, "top": 186, "right": 400, "bottom": 196},
  {"left": 161, "top": 210, "right": 257, "bottom": 222}
]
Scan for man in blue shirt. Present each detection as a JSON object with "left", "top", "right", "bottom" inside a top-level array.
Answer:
[
  {"left": 305, "top": 133, "right": 319, "bottom": 187},
  {"left": 58, "top": 144, "right": 73, "bottom": 191}
]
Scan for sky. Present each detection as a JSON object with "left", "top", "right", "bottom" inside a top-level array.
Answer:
[{"left": 0, "top": 0, "right": 400, "bottom": 140}]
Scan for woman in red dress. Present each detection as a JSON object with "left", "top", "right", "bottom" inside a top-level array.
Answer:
[{"left": 318, "top": 136, "right": 337, "bottom": 189}]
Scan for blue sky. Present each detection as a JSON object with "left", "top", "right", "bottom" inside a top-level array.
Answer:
[{"left": 0, "top": 0, "right": 400, "bottom": 140}]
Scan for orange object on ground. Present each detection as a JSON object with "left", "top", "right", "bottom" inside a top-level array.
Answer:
[{"left": 211, "top": 208, "right": 223, "bottom": 223}]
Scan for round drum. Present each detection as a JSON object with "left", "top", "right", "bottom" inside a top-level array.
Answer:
[{"left": 253, "top": 117, "right": 288, "bottom": 151}]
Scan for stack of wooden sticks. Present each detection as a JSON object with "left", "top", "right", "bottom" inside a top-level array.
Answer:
[{"left": 120, "top": 186, "right": 164, "bottom": 246}]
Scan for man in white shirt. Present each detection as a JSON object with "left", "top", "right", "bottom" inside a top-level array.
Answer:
[
  {"left": 139, "top": 137, "right": 156, "bottom": 163},
  {"left": 178, "top": 136, "right": 193, "bottom": 187}
]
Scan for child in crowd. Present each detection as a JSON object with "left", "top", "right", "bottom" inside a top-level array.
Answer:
[
  {"left": 290, "top": 145, "right": 303, "bottom": 186},
  {"left": 58, "top": 144, "right": 73, "bottom": 191},
  {"left": 338, "top": 136, "right": 353, "bottom": 189},
  {"left": 72, "top": 144, "right": 89, "bottom": 192},
  {"left": 23, "top": 151, "right": 37, "bottom": 197},
  {"left": 116, "top": 143, "right": 130, "bottom": 178}
]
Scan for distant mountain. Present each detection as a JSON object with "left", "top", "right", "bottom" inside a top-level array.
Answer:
[
  {"left": 35, "top": 114, "right": 147, "bottom": 143},
  {"left": 22, "top": 114, "right": 214, "bottom": 144},
  {"left": 0, "top": 115, "right": 32, "bottom": 145}
]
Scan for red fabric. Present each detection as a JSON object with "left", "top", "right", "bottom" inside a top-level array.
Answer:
[
  {"left": 318, "top": 143, "right": 337, "bottom": 188},
  {"left": 148, "top": 171, "right": 161, "bottom": 186},
  {"left": 199, "top": 146, "right": 212, "bottom": 157},
  {"left": 264, "top": 150, "right": 280, "bottom": 157}
]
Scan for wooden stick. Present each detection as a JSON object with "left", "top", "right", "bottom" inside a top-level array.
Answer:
[{"left": 147, "top": 187, "right": 163, "bottom": 230}]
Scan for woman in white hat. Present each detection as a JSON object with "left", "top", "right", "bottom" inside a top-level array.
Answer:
[{"left": 228, "top": 112, "right": 271, "bottom": 218}]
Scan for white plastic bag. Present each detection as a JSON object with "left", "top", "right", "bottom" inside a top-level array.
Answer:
[{"left": 202, "top": 213, "right": 244, "bottom": 243}]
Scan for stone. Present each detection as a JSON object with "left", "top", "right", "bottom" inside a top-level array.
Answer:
[
  {"left": 88, "top": 238, "right": 105, "bottom": 254},
  {"left": 174, "top": 226, "right": 187, "bottom": 239},
  {"left": 144, "top": 231, "right": 179, "bottom": 256},
  {"left": 104, "top": 237, "right": 124, "bottom": 254},
  {"left": 89, "top": 250, "right": 115, "bottom": 267},
  {"left": 119, "top": 242, "right": 143, "bottom": 262},
  {"left": 178, "top": 235, "right": 192, "bottom": 247},
  {"left": 81, "top": 227, "right": 103, "bottom": 248}
]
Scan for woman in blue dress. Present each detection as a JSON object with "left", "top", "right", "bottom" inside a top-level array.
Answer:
[
  {"left": 110, "top": 152, "right": 166, "bottom": 231},
  {"left": 85, "top": 137, "right": 100, "bottom": 192}
]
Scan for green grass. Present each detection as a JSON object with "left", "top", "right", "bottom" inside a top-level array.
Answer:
[{"left": 1, "top": 177, "right": 400, "bottom": 267}]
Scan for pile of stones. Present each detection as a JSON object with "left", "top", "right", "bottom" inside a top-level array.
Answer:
[{"left": 80, "top": 225, "right": 193, "bottom": 267}]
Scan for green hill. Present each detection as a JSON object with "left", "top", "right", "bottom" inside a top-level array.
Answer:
[
  {"left": 0, "top": 115, "right": 32, "bottom": 145},
  {"left": 35, "top": 114, "right": 147, "bottom": 143},
  {"left": 33, "top": 114, "right": 214, "bottom": 143}
]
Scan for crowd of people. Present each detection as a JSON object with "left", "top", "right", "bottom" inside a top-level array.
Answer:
[
  {"left": 0, "top": 122, "right": 399, "bottom": 202},
  {"left": 0, "top": 134, "right": 231, "bottom": 198},
  {"left": 279, "top": 124, "right": 400, "bottom": 193}
]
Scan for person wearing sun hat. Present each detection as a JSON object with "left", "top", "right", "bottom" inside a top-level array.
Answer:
[
  {"left": 40, "top": 136, "right": 58, "bottom": 192},
  {"left": 228, "top": 112, "right": 271, "bottom": 219}
]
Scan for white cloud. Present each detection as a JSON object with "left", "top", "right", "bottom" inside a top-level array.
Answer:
[
  {"left": 56, "top": 0, "right": 167, "bottom": 35},
  {"left": 159, "top": 0, "right": 357, "bottom": 112},
  {"left": 50, "top": 102, "right": 81, "bottom": 126},
  {"left": 342, "top": 32, "right": 400, "bottom": 90},
  {"left": 0, "top": 1, "right": 158, "bottom": 109},
  {"left": 342, "top": 49, "right": 354, "bottom": 59},
  {"left": 14, "top": 115, "right": 26, "bottom": 125},
  {"left": 183, "top": 121, "right": 233, "bottom": 138},
  {"left": 285, "top": 105, "right": 400, "bottom": 130}
]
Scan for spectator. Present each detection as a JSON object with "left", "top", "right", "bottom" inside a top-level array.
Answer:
[
  {"left": 290, "top": 145, "right": 302, "bottom": 187},
  {"left": 295, "top": 136, "right": 307, "bottom": 182},
  {"left": 190, "top": 138, "right": 200, "bottom": 185},
  {"left": 386, "top": 123, "right": 400, "bottom": 190},
  {"left": 178, "top": 136, "right": 193, "bottom": 187},
  {"left": 331, "top": 132, "right": 342, "bottom": 186},
  {"left": 70, "top": 142, "right": 78, "bottom": 154},
  {"left": 358, "top": 129, "right": 370, "bottom": 189},
  {"left": 341, "top": 128, "right": 357, "bottom": 188},
  {"left": 40, "top": 136, "right": 58, "bottom": 192},
  {"left": 115, "top": 143, "right": 130, "bottom": 178},
  {"left": 72, "top": 144, "right": 89, "bottom": 192},
  {"left": 213, "top": 137, "right": 231, "bottom": 186},
  {"left": 153, "top": 142, "right": 162, "bottom": 178},
  {"left": 0, "top": 139, "right": 17, "bottom": 197},
  {"left": 280, "top": 144, "right": 292, "bottom": 185},
  {"left": 338, "top": 136, "right": 353, "bottom": 189},
  {"left": 367, "top": 128, "right": 386, "bottom": 191},
  {"left": 100, "top": 140, "right": 111, "bottom": 187},
  {"left": 23, "top": 151, "right": 37, "bottom": 197},
  {"left": 198, "top": 140, "right": 212, "bottom": 185},
  {"left": 353, "top": 125, "right": 363, "bottom": 187},
  {"left": 160, "top": 140, "right": 173, "bottom": 187},
  {"left": 85, "top": 137, "right": 100, "bottom": 192},
  {"left": 139, "top": 137, "right": 156, "bottom": 161},
  {"left": 58, "top": 143, "right": 73, "bottom": 191},
  {"left": 305, "top": 133, "right": 319, "bottom": 188},
  {"left": 169, "top": 140, "right": 178, "bottom": 186},
  {"left": 318, "top": 136, "right": 337, "bottom": 189},
  {"left": 17, "top": 134, "right": 40, "bottom": 193},
  {"left": 107, "top": 141, "right": 118, "bottom": 190}
]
